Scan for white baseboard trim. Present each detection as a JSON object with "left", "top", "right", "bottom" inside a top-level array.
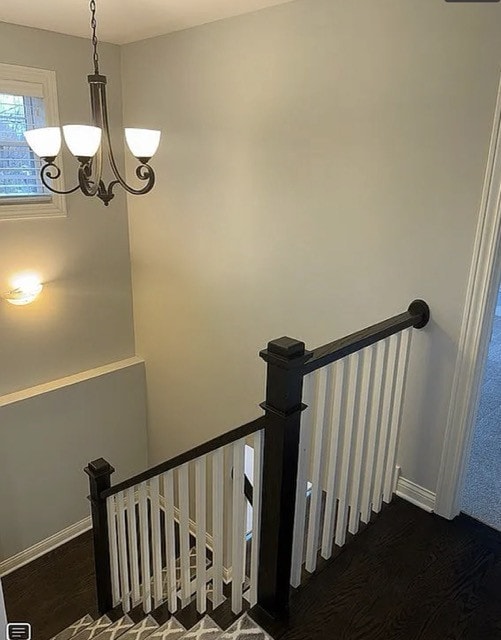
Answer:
[
  {"left": 0, "top": 516, "right": 92, "bottom": 577},
  {"left": 396, "top": 476, "right": 436, "bottom": 513}
]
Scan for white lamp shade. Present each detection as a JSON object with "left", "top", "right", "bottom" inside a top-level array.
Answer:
[
  {"left": 3, "top": 274, "right": 43, "bottom": 306},
  {"left": 125, "top": 128, "right": 161, "bottom": 159},
  {"left": 24, "top": 127, "right": 62, "bottom": 158},
  {"left": 63, "top": 125, "right": 102, "bottom": 158}
]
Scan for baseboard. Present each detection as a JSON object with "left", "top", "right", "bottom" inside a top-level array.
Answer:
[
  {"left": 0, "top": 516, "right": 92, "bottom": 577},
  {"left": 396, "top": 476, "right": 436, "bottom": 513}
]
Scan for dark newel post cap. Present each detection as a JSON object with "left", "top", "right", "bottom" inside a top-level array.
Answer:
[
  {"left": 84, "top": 458, "right": 115, "bottom": 478},
  {"left": 408, "top": 299, "right": 430, "bottom": 329},
  {"left": 268, "top": 337, "right": 305, "bottom": 358},
  {"left": 260, "top": 336, "right": 312, "bottom": 368}
]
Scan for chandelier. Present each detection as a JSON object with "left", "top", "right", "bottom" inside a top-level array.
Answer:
[{"left": 23, "top": 0, "right": 161, "bottom": 206}]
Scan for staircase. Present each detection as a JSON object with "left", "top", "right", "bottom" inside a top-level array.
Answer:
[
  {"left": 51, "top": 611, "right": 270, "bottom": 640},
  {"left": 74, "top": 299, "right": 430, "bottom": 640}
]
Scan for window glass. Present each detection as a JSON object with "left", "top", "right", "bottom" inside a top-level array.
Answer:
[{"left": 0, "top": 92, "right": 48, "bottom": 199}]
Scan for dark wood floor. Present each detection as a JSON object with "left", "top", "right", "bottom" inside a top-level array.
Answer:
[
  {"left": 4, "top": 498, "right": 501, "bottom": 640},
  {"left": 279, "top": 498, "right": 501, "bottom": 640},
  {"left": 2, "top": 531, "right": 97, "bottom": 640}
]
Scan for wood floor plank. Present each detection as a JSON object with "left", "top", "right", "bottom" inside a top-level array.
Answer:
[
  {"left": 2, "top": 531, "right": 97, "bottom": 640},
  {"left": 278, "top": 499, "right": 501, "bottom": 640}
]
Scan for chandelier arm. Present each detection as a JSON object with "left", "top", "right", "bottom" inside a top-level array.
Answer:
[
  {"left": 107, "top": 154, "right": 156, "bottom": 195},
  {"left": 99, "top": 87, "right": 156, "bottom": 195},
  {"left": 98, "top": 162, "right": 156, "bottom": 205},
  {"left": 76, "top": 139, "right": 104, "bottom": 198},
  {"left": 40, "top": 161, "right": 80, "bottom": 195}
]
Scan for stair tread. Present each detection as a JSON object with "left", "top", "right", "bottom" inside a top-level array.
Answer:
[
  {"left": 177, "top": 616, "right": 221, "bottom": 640},
  {"left": 91, "top": 615, "right": 134, "bottom": 640},
  {"left": 50, "top": 615, "right": 95, "bottom": 640},
  {"left": 115, "top": 615, "right": 159, "bottom": 640},
  {"left": 148, "top": 617, "right": 186, "bottom": 640},
  {"left": 71, "top": 615, "right": 113, "bottom": 640},
  {"left": 218, "top": 614, "right": 272, "bottom": 640}
]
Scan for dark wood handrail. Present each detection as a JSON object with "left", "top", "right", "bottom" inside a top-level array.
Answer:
[
  {"left": 101, "top": 415, "right": 266, "bottom": 499},
  {"left": 302, "top": 299, "right": 430, "bottom": 376}
]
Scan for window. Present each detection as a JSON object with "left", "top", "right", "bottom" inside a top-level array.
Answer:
[
  {"left": 0, "top": 63, "right": 66, "bottom": 220},
  {"left": 0, "top": 93, "right": 46, "bottom": 199}
]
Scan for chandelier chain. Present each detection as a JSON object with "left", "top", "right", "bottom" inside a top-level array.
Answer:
[{"left": 90, "top": 0, "right": 100, "bottom": 74}]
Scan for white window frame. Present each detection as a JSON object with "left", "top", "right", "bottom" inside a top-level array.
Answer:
[{"left": 0, "top": 62, "right": 66, "bottom": 221}]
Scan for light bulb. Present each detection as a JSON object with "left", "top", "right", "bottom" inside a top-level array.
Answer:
[
  {"left": 63, "top": 125, "right": 102, "bottom": 158},
  {"left": 24, "top": 127, "right": 62, "bottom": 159},
  {"left": 3, "top": 274, "right": 43, "bottom": 306},
  {"left": 125, "top": 128, "right": 161, "bottom": 161}
]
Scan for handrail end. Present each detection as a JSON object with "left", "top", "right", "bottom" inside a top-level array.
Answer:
[{"left": 408, "top": 299, "right": 430, "bottom": 329}]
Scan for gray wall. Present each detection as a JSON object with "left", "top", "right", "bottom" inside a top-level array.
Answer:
[
  {"left": 122, "top": 0, "right": 501, "bottom": 492},
  {"left": 0, "top": 361, "right": 148, "bottom": 561},
  {"left": 0, "top": 23, "right": 146, "bottom": 560},
  {"left": 0, "top": 22, "right": 135, "bottom": 395}
]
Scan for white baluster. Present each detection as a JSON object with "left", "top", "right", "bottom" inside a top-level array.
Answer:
[
  {"left": 116, "top": 491, "right": 131, "bottom": 612},
  {"left": 126, "top": 487, "right": 141, "bottom": 606},
  {"left": 212, "top": 448, "right": 225, "bottom": 608},
  {"left": 149, "top": 476, "right": 164, "bottom": 608},
  {"left": 163, "top": 470, "right": 178, "bottom": 613},
  {"left": 305, "top": 369, "right": 329, "bottom": 573},
  {"left": 290, "top": 374, "right": 314, "bottom": 587},
  {"left": 250, "top": 430, "right": 264, "bottom": 606},
  {"left": 372, "top": 335, "right": 399, "bottom": 513},
  {"left": 231, "top": 440, "right": 246, "bottom": 614},
  {"left": 360, "top": 340, "right": 387, "bottom": 524},
  {"left": 138, "top": 481, "right": 152, "bottom": 612},
  {"left": 335, "top": 352, "right": 359, "bottom": 547},
  {"left": 195, "top": 456, "right": 207, "bottom": 613},
  {"left": 106, "top": 495, "right": 120, "bottom": 607},
  {"left": 321, "top": 361, "right": 343, "bottom": 559},
  {"left": 348, "top": 347, "right": 374, "bottom": 535},
  {"left": 383, "top": 329, "right": 413, "bottom": 502},
  {"left": 178, "top": 464, "right": 191, "bottom": 607}
]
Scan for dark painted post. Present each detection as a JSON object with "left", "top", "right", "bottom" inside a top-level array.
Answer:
[
  {"left": 85, "top": 458, "right": 115, "bottom": 615},
  {"left": 257, "top": 336, "right": 311, "bottom": 619}
]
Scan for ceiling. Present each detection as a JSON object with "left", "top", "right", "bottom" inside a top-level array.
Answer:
[{"left": 0, "top": 0, "right": 297, "bottom": 45}]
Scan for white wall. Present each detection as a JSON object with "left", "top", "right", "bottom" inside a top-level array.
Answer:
[
  {"left": 0, "top": 360, "right": 147, "bottom": 562},
  {"left": 0, "top": 22, "right": 135, "bottom": 395},
  {"left": 122, "top": 0, "right": 501, "bottom": 492}
]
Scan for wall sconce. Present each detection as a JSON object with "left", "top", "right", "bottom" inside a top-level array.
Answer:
[{"left": 2, "top": 274, "right": 44, "bottom": 306}]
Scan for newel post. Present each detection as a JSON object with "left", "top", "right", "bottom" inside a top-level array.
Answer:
[
  {"left": 257, "top": 337, "right": 311, "bottom": 619},
  {"left": 85, "top": 458, "right": 115, "bottom": 615}
]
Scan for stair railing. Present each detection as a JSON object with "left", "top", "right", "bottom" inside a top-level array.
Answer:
[
  {"left": 86, "top": 299, "right": 430, "bottom": 621},
  {"left": 85, "top": 418, "right": 265, "bottom": 617}
]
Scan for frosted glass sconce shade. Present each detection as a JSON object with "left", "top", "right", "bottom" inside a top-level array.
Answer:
[{"left": 2, "top": 274, "right": 43, "bottom": 306}]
